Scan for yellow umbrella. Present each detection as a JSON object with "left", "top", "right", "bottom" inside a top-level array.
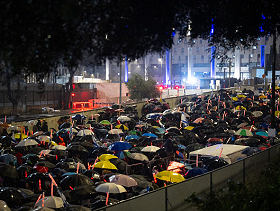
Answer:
[
  {"left": 259, "top": 95, "right": 267, "bottom": 99},
  {"left": 98, "top": 154, "right": 118, "bottom": 161},
  {"left": 275, "top": 86, "right": 280, "bottom": 90},
  {"left": 236, "top": 95, "right": 246, "bottom": 98},
  {"left": 184, "top": 126, "right": 194, "bottom": 131},
  {"left": 115, "top": 124, "right": 129, "bottom": 131},
  {"left": 275, "top": 111, "right": 280, "bottom": 117},
  {"left": 152, "top": 126, "right": 160, "bottom": 128},
  {"left": 15, "top": 133, "right": 28, "bottom": 139},
  {"left": 156, "top": 170, "right": 185, "bottom": 183},
  {"left": 94, "top": 161, "right": 118, "bottom": 170},
  {"left": 235, "top": 106, "right": 247, "bottom": 111},
  {"left": 231, "top": 97, "right": 238, "bottom": 101}
]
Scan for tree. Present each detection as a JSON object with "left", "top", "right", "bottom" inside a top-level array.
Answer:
[{"left": 126, "top": 74, "right": 160, "bottom": 101}]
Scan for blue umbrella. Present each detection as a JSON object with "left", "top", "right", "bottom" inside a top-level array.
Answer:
[
  {"left": 62, "top": 172, "right": 77, "bottom": 177},
  {"left": 108, "top": 141, "right": 132, "bottom": 151},
  {"left": 241, "top": 147, "right": 262, "bottom": 156},
  {"left": 146, "top": 113, "right": 162, "bottom": 119},
  {"left": 0, "top": 154, "right": 17, "bottom": 166},
  {"left": 185, "top": 167, "right": 208, "bottom": 179},
  {"left": 142, "top": 133, "right": 158, "bottom": 138},
  {"left": 125, "top": 135, "right": 140, "bottom": 140},
  {"left": 255, "top": 131, "right": 268, "bottom": 137},
  {"left": 72, "top": 114, "right": 86, "bottom": 120}
]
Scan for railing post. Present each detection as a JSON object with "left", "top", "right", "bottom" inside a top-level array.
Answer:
[
  {"left": 243, "top": 159, "right": 245, "bottom": 184},
  {"left": 165, "top": 186, "right": 168, "bottom": 211},
  {"left": 210, "top": 172, "right": 212, "bottom": 192}
]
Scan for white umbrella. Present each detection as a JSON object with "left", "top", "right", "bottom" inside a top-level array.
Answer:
[
  {"left": 16, "top": 139, "right": 38, "bottom": 147},
  {"left": 25, "top": 120, "right": 38, "bottom": 127},
  {"left": 109, "top": 174, "right": 138, "bottom": 187},
  {"left": 38, "top": 150, "right": 52, "bottom": 156},
  {"left": 252, "top": 111, "right": 263, "bottom": 118},
  {"left": 31, "top": 131, "right": 44, "bottom": 137},
  {"left": 64, "top": 128, "right": 78, "bottom": 133},
  {"left": 95, "top": 183, "right": 126, "bottom": 193},
  {"left": 51, "top": 145, "right": 67, "bottom": 150},
  {"left": 77, "top": 129, "right": 94, "bottom": 136},
  {"left": 117, "top": 116, "right": 131, "bottom": 122},
  {"left": 108, "top": 129, "right": 123, "bottom": 134},
  {"left": 128, "top": 153, "right": 149, "bottom": 161},
  {"left": 7, "top": 126, "right": 21, "bottom": 133},
  {"left": 38, "top": 136, "right": 51, "bottom": 142},
  {"left": 35, "top": 196, "right": 63, "bottom": 209},
  {"left": 141, "top": 146, "right": 160, "bottom": 152}
]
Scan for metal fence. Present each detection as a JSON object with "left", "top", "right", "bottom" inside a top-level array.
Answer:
[
  {"left": 97, "top": 143, "right": 280, "bottom": 211},
  {"left": 0, "top": 88, "right": 62, "bottom": 108}
]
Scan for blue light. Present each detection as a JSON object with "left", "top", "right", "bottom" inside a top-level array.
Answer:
[
  {"left": 125, "top": 56, "right": 128, "bottom": 82},
  {"left": 260, "top": 45, "right": 265, "bottom": 67}
]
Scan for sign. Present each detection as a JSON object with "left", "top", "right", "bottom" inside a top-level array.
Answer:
[{"left": 268, "top": 128, "right": 276, "bottom": 137}]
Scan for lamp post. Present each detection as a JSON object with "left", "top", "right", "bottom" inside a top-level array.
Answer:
[{"left": 158, "top": 58, "right": 163, "bottom": 84}]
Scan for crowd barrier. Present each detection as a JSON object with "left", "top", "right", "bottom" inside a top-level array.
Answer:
[{"left": 96, "top": 143, "right": 280, "bottom": 211}]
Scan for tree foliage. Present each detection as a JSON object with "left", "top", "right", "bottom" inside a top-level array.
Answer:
[{"left": 125, "top": 74, "right": 160, "bottom": 101}]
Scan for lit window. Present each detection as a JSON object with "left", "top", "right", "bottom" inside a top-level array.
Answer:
[
  {"left": 250, "top": 54, "right": 253, "bottom": 58},
  {"left": 233, "top": 55, "right": 235, "bottom": 58},
  {"left": 253, "top": 46, "right": 257, "bottom": 49}
]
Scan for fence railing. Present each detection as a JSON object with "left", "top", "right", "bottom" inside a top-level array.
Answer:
[{"left": 96, "top": 143, "right": 280, "bottom": 211}]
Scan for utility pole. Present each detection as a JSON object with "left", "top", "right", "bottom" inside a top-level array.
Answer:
[
  {"left": 271, "top": 31, "right": 277, "bottom": 128},
  {"left": 229, "top": 61, "right": 232, "bottom": 88}
]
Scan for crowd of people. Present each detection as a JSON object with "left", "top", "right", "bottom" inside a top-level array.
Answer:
[{"left": 0, "top": 87, "right": 279, "bottom": 210}]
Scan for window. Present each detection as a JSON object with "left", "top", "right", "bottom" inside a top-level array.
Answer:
[
  {"left": 253, "top": 46, "right": 257, "bottom": 50},
  {"left": 200, "top": 40, "right": 202, "bottom": 44},
  {"left": 201, "top": 55, "right": 204, "bottom": 60},
  {"left": 192, "top": 40, "right": 196, "bottom": 44},
  {"left": 250, "top": 54, "right": 253, "bottom": 58},
  {"left": 193, "top": 55, "right": 196, "bottom": 59},
  {"left": 232, "top": 55, "right": 235, "bottom": 58},
  {"left": 186, "top": 56, "right": 188, "bottom": 61},
  {"left": 197, "top": 47, "right": 199, "bottom": 52},
  {"left": 184, "top": 39, "right": 187, "bottom": 44},
  {"left": 179, "top": 56, "right": 181, "bottom": 61},
  {"left": 181, "top": 48, "right": 184, "bottom": 54},
  {"left": 241, "top": 54, "right": 244, "bottom": 59}
]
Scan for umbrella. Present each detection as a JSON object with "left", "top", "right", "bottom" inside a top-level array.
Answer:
[
  {"left": 0, "top": 187, "right": 27, "bottom": 202},
  {"left": 115, "top": 124, "right": 129, "bottom": 131},
  {"left": 67, "top": 145, "right": 88, "bottom": 154},
  {"left": 184, "top": 126, "right": 194, "bottom": 131},
  {"left": 252, "top": 111, "right": 263, "bottom": 118},
  {"left": 72, "top": 114, "right": 86, "bottom": 120},
  {"left": 241, "top": 147, "right": 262, "bottom": 156},
  {"left": 255, "top": 131, "right": 268, "bottom": 137},
  {"left": 109, "top": 159, "right": 128, "bottom": 172},
  {"left": 193, "top": 118, "right": 204, "bottom": 124},
  {"left": 37, "top": 136, "right": 51, "bottom": 142},
  {"left": 125, "top": 135, "right": 139, "bottom": 140},
  {"left": 234, "top": 128, "right": 253, "bottom": 136},
  {"left": 98, "top": 154, "right": 118, "bottom": 161},
  {"left": 95, "top": 183, "right": 126, "bottom": 193},
  {"left": 34, "top": 161, "right": 56, "bottom": 169},
  {"left": 100, "top": 120, "right": 111, "bottom": 125},
  {"left": 51, "top": 145, "right": 67, "bottom": 150},
  {"left": 237, "top": 94, "right": 246, "bottom": 98},
  {"left": 16, "top": 139, "right": 39, "bottom": 147},
  {"left": 108, "top": 142, "right": 132, "bottom": 151},
  {"left": 60, "top": 174, "right": 94, "bottom": 190},
  {"left": 128, "top": 153, "right": 149, "bottom": 161},
  {"left": 236, "top": 122, "right": 248, "bottom": 128},
  {"left": 83, "top": 170, "right": 100, "bottom": 180},
  {"left": 117, "top": 116, "right": 131, "bottom": 122},
  {"left": 7, "top": 126, "right": 21, "bottom": 133},
  {"left": 109, "top": 174, "right": 137, "bottom": 187},
  {"left": 0, "top": 200, "right": 11, "bottom": 211},
  {"left": 25, "top": 120, "right": 39, "bottom": 127},
  {"left": 35, "top": 196, "right": 64, "bottom": 208},
  {"left": 141, "top": 146, "right": 160, "bottom": 152},
  {"left": 29, "top": 147, "right": 45, "bottom": 154},
  {"left": 156, "top": 170, "right": 185, "bottom": 183},
  {"left": 69, "top": 185, "right": 96, "bottom": 200},
  {"left": 94, "top": 161, "right": 118, "bottom": 170},
  {"left": 184, "top": 167, "right": 208, "bottom": 179},
  {"left": 108, "top": 129, "right": 124, "bottom": 134},
  {"left": 0, "top": 136, "right": 12, "bottom": 148},
  {"left": 63, "top": 127, "right": 78, "bottom": 133},
  {"left": 77, "top": 129, "right": 94, "bottom": 136},
  {"left": 0, "top": 163, "right": 18, "bottom": 178},
  {"left": 203, "top": 156, "right": 229, "bottom": 171},
  {"left": 142, "top": 133, "right": 158, "bottom": 138},
  {"left": 0, "top": 154, "right": 17, "bottom": 165}
]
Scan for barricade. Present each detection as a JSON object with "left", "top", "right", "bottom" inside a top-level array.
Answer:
[{"left": 96, "top": 144, "right": 280, "bottom": 211}]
